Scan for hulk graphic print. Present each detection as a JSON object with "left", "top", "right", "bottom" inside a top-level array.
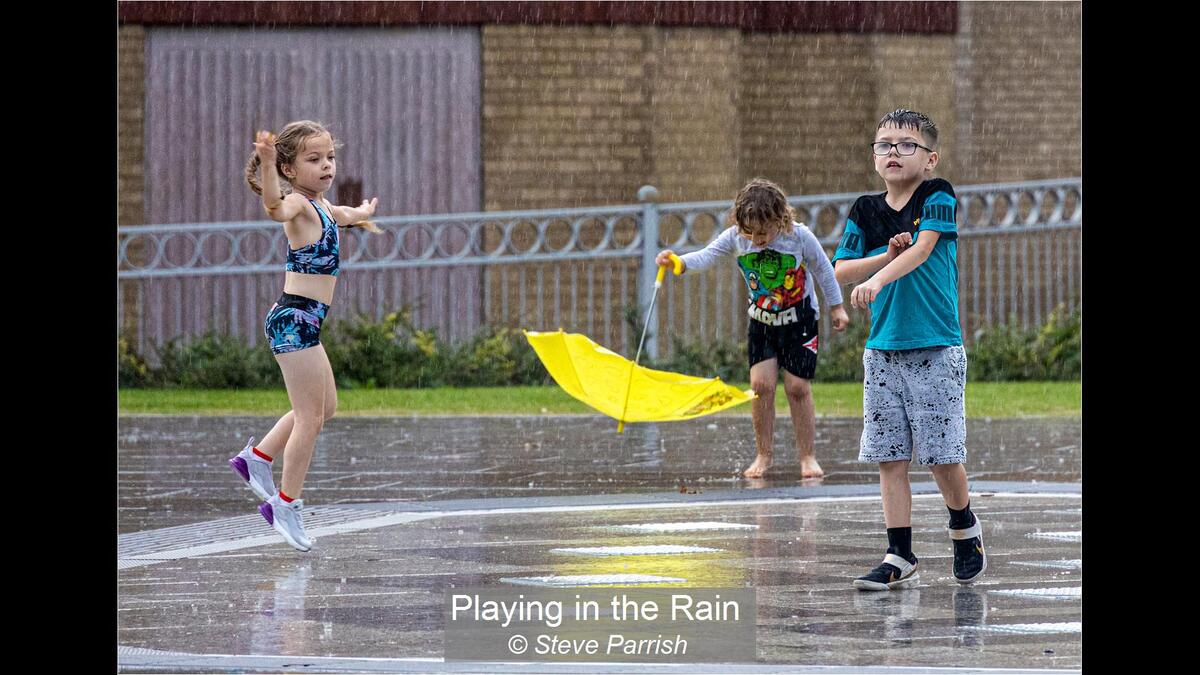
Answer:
[
  {"left": 674, "top": 223, "right": 843, "bottom": 329},
  {"left": 737, "top": 249, "right": 809, "bottom": 326}
]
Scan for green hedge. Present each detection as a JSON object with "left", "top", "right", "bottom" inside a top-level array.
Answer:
[
  {"left": 121, "top": 309, "right": 552, "bottom": 389},
  {"left": 118, "top": 305, "right": 1079, "bottom": 388},
  {"left": 120, "top": 333, "right": 282, "bottom": 388},
  {"left": 324, "top": 308, "right": 549, "bottom": 388},
  {"left": 967, "top": 305, "right": 1081, "bottom": 381}
]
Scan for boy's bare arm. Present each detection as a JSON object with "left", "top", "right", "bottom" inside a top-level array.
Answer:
[
  {"left": 850, "top": 231, "right": 941, "bottom": 308},
  {"left": 834, "top": 253, "right": 890, "bottom": 285},
  {"left": 872, "top": 230, "right": 939, "bottom": 286},
  {"left": 834, "top": 230, "right": 919, "bottom": 285}
]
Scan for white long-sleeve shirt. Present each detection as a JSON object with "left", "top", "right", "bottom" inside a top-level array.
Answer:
[{"left": 679, "top": 222, "right": 843, "bottom": 327}]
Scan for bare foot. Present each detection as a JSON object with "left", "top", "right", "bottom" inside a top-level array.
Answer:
[
  {"left": 743, "top": 455, "right": 773, "bottom": 478},
  {"left": 800, "top": 457, "right": 825, "bottom": 478}
]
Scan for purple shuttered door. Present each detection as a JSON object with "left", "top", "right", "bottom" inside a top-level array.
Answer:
[{"left": 143, "top": 28, "right": 481, "bottom": 348}]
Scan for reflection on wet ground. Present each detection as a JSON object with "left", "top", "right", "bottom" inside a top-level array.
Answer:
[{"left": 118, "top": 415, "right": 1081, "bottom": 673}]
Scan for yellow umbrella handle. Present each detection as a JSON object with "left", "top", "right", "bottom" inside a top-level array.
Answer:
[{"left": 655, "top": 253, "right": 684, "bottom": 286}]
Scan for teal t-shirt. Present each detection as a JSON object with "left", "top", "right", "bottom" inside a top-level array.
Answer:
[{"left": 831, "top": 178, "right": 961, "bottom": 350}]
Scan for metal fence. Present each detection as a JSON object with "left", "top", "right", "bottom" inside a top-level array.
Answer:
[{"left": 118, "top": 178, "right": 1081, "bottom": 360}]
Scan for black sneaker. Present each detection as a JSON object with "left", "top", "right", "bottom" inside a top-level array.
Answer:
[
  {"left": 853, "top": 553, "right": 920, "bottom": 591},
  {"left": 949, "top": 518, "right": 987, "bottom": 584}
]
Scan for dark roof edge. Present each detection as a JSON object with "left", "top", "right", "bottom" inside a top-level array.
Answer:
[{"left": 118, "top": 1, "right": 957, "bottom": 35}]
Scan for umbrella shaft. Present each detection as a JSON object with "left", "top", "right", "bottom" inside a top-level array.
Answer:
[
  {"left": 618, "top": 283, "right": 659, "bottom": 432},
  {"left": 633, "top": 285, "right": 659, "bottom": 366}
]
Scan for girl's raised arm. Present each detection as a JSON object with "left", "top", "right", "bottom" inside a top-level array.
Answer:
[
  {"left": 247, "top": 131, "right": 304, "bottom": 223},
  {"left": 328, "top": 198, "right": 383, "bottom": 233}
]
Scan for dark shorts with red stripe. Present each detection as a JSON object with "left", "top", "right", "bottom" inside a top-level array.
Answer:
[{"left": 747, "top": 308, "right": 819, "bottom": 379}]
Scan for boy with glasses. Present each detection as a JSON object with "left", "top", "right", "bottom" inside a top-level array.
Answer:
[{"left": 832, "top": 109, "right": 986, "bottom": 590}]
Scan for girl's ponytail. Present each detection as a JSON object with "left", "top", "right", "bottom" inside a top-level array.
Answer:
[
  {"left": 245, "top": 149, "right": 288, "bottom": 201},
  {"left": 244, "top": 151, "right": 264, "bottom": 196}
]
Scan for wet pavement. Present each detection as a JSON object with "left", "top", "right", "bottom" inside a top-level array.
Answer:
[
  {"left": 118, "top": 415, "right": 1082, "bottom": 673},
  {"left": 118, "top": 415, "right": 1081, "bottom": 534}
]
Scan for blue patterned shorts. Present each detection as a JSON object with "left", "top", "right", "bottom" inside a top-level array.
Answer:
[{"left": 263, "top": 293, "right": 329, "bottom": 355}]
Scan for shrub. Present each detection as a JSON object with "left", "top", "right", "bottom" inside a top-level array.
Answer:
[
  {"left": 117, "top": 305, "right": 1080, "bottom": 388},
  {"left": 812, "top": 318, "right": 871, "bottom": 382},
  {"left": 445, "top": 326, "right": 551, "bottom": 387},
  {"left": 323, "top": 309, "right": 444, "bottom": 388},
  {"left": 152, "top": 332, "right": 282, "bottom": 388},
  {"left": 649, "top": 337, "right": 747, "bottom": 383},
  {"left": 969, "top": 305, "right": 1081, "bottom": 381},
  {"left": 118, "top": 338, "right": 151, "bottom": 387}
]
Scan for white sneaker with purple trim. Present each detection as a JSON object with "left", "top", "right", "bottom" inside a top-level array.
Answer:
[
  {"left": 259, "top": 494, "right": 312, "bottom": 552},
  {"left": 228, "top": 437, "right": 277, "bottom": 501}
]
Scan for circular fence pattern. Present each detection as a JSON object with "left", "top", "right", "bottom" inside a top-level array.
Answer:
[{"left": 118, "top": 180, "right": 1080, "bottom": 275}]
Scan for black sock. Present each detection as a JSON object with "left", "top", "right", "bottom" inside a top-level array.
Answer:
[
  {"left": 886, "top": 527, "right": 916, "bottom": 563},
  {"left": 948, "top": 502, "right": 975, "bottom": 530}
]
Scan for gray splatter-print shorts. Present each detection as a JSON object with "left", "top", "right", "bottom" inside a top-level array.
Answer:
[{"left": 859, "top": 345, "right": 967, "bottom": 465}]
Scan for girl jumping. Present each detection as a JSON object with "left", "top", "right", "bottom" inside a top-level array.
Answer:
[{"left": 229, "top": 120, "right": 380, "bottom": 551}]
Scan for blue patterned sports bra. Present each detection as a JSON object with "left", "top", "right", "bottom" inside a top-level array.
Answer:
[{"left": 285, "top": 199, "right": 340, "bottom": 276}]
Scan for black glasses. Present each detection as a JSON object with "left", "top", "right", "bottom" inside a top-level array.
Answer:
[{"left": 871, "top": 141, "right": 934, "bottom": 156}]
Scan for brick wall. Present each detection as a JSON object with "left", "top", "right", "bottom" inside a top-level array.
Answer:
[
  {"left": 648, "top": 28, "right": 741, "bottom": 204},
  {"left": 954, "top": 2, "right": 1083, "bottom": 183},
  {"left": 120, "top": 18, "right": 1082, "bottom": 214},
  {"left": 482, "top": 24, "right": 654, "bottom": 211},
  {"left": 118, "top": 25, "right": 145, "bottom": 337},
  {"left": 482, "top": 26, "right": 968, "bottom": 210},
  {"left": 737, "top": 33, "right": 879, "bottom": 198},
  {"left": 118, "top": 25, "right": 145, "bottom": 226}
]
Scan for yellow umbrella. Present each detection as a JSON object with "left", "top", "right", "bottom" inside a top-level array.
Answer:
[{"left": 524, "top": 255, "right": 755, "bottom": 431}]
